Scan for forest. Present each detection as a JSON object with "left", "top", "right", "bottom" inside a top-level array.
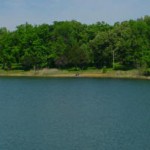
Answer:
[{"left": 0, "top": 16, "right": 150, "bottom": 74}]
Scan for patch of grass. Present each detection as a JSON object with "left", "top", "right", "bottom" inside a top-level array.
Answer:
[{"left": 0, "top": 68, "right": 149, "bottom": 79}]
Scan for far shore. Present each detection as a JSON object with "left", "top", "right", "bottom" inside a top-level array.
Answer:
[{"left": 0, "top": 68, "right": 150, "bottom": 80}]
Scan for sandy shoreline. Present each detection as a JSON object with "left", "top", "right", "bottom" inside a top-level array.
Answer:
[{"left": 0, "top": 69, "right": 150, "bottom": 80}]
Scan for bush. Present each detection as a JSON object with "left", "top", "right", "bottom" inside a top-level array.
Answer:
[
  {"left": 113, "top": 63, "right": 126, "bottom": 70},
  {"left": 68, "top": 67, "right": 80, "bottom": 71},
  {"left": 143, "top": 68, "right": 150, "bottom": 76},
  {"left": 102, "top": 66, "right": 107, "bottom": 73}
]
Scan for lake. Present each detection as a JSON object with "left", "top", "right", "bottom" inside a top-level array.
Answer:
[{"left": 0, "top": 77, "right": 150, "bottom": 150}]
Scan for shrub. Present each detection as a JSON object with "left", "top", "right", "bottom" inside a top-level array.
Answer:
[
  {"left": 143, "top": 68, "right": 150, "bottom": 76},
  {"left": 113, "top": 63, "right": 126, "bottom": 70},
  {"left": 102, "top": 66, "right": 107, "bottom": 73}
]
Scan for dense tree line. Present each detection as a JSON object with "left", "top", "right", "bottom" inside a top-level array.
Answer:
[{"left": 0, "top": 16, "right": 150, "bottom": 71}]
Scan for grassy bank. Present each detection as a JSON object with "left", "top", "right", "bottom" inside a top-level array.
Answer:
[{"left": 0, "top": 68, "right": 150, "bottom": 80}]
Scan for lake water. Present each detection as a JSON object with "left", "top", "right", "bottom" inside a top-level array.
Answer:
[{"left": 0, "top": 77, "right": 150, "bottom": 150}]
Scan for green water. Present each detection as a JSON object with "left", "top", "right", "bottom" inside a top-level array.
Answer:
[{"left": 0, "top": 77, "right": 150, "bottom": 150}]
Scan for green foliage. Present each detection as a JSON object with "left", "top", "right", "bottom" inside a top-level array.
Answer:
[
  {"left": 102, "top": 66, "right": 107, "bottom": 73},
  {"left": 143, "top": 68, "right": 150, "bottom": 76},
  {"left": 0, "top": 16, "right": 150, "bottom": 71},
  {"left": 113, "top": 63, "right": 124, "bottom": 70}
]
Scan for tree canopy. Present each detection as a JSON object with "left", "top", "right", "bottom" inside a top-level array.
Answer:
[{"left": 0, "top": 16, "right": 150, "bottom": 70}]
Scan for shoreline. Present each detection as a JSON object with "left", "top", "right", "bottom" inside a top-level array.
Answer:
[{"left": 0, "top": 69, "right": 150, "bottom": 80}]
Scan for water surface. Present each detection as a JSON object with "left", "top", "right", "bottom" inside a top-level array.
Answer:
[{"left": 0, "top": 77, "right": 150, "bottom": 150}]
